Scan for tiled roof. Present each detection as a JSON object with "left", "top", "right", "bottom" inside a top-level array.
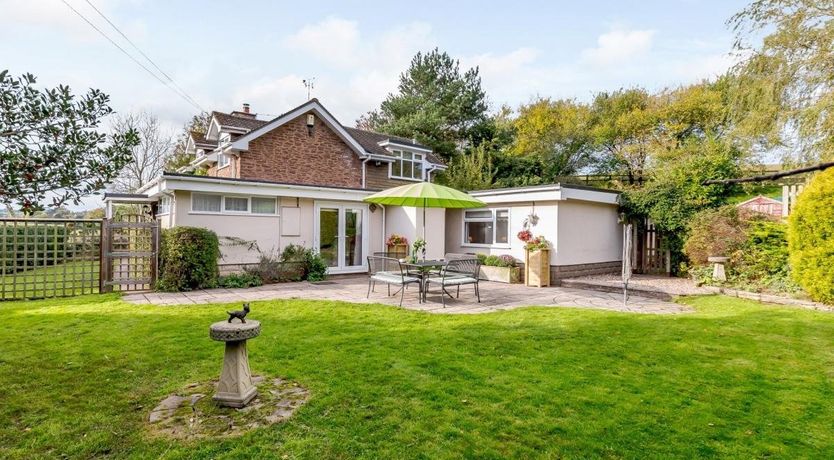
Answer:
[
  {"left": 212, "top": 111, "right": 269, "bottom": 131},
  {"left": 210, "top": 108, "right": 444, "bottom": 166},
  {"left": 190, "top": 131, "right": 218, "bottom": 148},
  {"left": 344, "top": 127, "right": 444, "bottom": 165}
]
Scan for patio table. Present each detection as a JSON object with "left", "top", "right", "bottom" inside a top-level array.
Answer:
[{"left": 402, "top": 260, "right": 447, "bottom": 302}]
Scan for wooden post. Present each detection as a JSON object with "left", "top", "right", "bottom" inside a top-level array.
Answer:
[{"left": 99, "top": 218, "right": 112, "bottom": 293}]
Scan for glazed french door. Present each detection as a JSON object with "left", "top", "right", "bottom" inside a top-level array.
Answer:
[{"left": 314, "top": 203, "right": 368, "bottom": 273}]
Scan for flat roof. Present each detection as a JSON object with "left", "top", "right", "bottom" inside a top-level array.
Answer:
[{"left": 469, "top": 182, "right": 620, "bottom": 196}]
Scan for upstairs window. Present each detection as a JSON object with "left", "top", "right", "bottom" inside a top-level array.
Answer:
[
  {"left": 390, "top": 150, "right": 424, "bottom": 180},
  {"left": 217, "top": 153, "right": 230, "bottom": 168},
  {"left": 463, "top": 208, "right": 510, "bottom": 246}
]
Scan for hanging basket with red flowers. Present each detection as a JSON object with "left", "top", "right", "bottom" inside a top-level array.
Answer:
[{"left": 517, "top": 229, "right": 533, "bottom": 243}]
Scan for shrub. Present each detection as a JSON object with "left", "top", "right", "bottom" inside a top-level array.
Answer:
[
  {"left": 218, "top": 272, "right": 263, "bottom": 288},
  {"left": 244, "top": 244, "right": 327, "bottom": 283},
  {"left": 245, "top": 252, "right": 284, "bottom": 283},
  {"left": 476, "top": 253, "right": 487, "bottom": 265},
  {"left": 157, "top": 227, "right": 220, "bottom": 291},
  {"left": 684, "top": 206, "right": 749, "bottom": 265},
  {"left": 478, "top": 254, "right": 517, "bottom": 268},
  {"left": 305, "top": 251, "right": 328, "bottom": 282},
  {"left": 788, "top": 169, "right": 834, "bottom": 304},
  {"left": 732, "top": 219, "right": 800, "bottom": 294},
  {"left": 497, "top": 254, "right": 517, "bottom": 267}
]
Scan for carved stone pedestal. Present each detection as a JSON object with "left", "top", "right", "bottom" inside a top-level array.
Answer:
[
  {"left": 209, "top": 320, "right": 261, "bottom": 408},
  {"left": 707, "top": 256, "right": 730, "bottom": 282}
]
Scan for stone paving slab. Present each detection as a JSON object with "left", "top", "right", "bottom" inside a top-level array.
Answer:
[{"left": 123, "top": 275, "right": 691, "bottom": 315}]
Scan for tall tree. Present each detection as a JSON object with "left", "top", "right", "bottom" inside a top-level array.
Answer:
[
  {"left": 588, "top": 88, "right": 659, "bottom": 183},
  {"left": 728, "top": 0, "right": 834, "bottom": 163},
  {"left": 111, "top": 111, "right": 175, "bottom": 192},
  {"left": 509, "top": 97, "right": 595, "bottom": 178},
  {"left": 166, "top": 112, "right": 211, "bottom": 171},
  {"left": 0, "top": 71, "right": 138, "bottom": 214},
  {"left": 358, "top": 48, "right": 490, "bottom": 160}
]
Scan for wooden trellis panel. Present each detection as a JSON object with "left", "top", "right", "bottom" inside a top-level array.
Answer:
[
  {"left": 101, "top": 214, "right": 159, "bottom": 292},
  {"left": 0, "top": 218, "right": 102, "bottom": 300}
]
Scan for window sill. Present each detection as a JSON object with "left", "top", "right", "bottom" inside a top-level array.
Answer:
[
  {"left": 188, "top": 211, "right": 279, "bottom": 217},
  {"left": 388, "top": 175, "right": 424, "bottom": 182},
  {"left": 461, "top": 243, "right": 512, "bottom": 249}
]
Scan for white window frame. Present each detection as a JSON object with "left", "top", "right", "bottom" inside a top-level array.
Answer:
[
  {"left": 461, "top": 208, "right": 511, "bottom": 248},
  {"left": 222, "top": 195, "right": 250, "bottom": 213},
  {"left": 388, "top": 149, "right": 425, "bottom": 181},
  {"left": 157, "top": 195, "right": 172, "bottom": 215},
  {"left": 251, "top": 197, "right": 278, "bottom": 215},
  {"left": 217, "top": 152, "right": 230, "bottom": 168},
  {"left": 189, "top": 193, "right": 278, "bottom": 216},
  {"left": 191, "top": 193, "right": 223, "bottom": 213}
]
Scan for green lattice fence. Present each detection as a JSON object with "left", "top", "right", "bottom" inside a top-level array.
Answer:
[{"left": 0, "top": 218, "right": 102, "bottom": 300}]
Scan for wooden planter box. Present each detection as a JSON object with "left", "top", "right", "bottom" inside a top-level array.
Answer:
[
  {"left": 386, "top": 243, "right": 408, "bottom": 259},
  {"left": 479, "top": 265, "right": 522, "bottom": 284},
  {"left": 525, "top": 248, "right": 551, "bottom": 287}
]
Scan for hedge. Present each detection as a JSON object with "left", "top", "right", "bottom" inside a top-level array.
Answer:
[
  {"left": 788, "top": 169, "right": 834, "bottom": 304},
  {"left": 157, "top": 227, "right": 220, "bottom": 292}
]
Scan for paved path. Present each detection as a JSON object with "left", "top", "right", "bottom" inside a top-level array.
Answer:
[{"left": 123, "top": 275, "right": 691, "bottom": 315}]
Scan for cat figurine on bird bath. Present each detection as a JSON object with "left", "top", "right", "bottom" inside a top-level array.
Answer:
[{"left": 227, "top": 303, "right": 250, "bottom": 323}]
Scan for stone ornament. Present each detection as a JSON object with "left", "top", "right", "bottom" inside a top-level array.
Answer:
[{"left": 210, "top": 315, "right": 261, "bottom": 408}]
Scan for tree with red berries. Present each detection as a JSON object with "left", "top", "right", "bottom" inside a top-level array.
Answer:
[{"left": 0, "top": 70, "right": 139, "bottom": 215}]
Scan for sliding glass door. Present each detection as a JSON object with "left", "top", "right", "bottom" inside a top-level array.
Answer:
[{"left": 315, "top": 203, "right": 368, "bottom": 273}]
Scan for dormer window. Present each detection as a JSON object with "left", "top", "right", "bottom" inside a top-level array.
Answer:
[
  {"left": 390, "top": 150, "right": 424, "bottom": 180},
  {"left": 219, "top": 133, "right": 231, "bottom": 145}
]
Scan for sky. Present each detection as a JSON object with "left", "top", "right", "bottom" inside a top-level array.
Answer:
[{"left": 1, "top": 0, "right": 751, "bottom": 209}]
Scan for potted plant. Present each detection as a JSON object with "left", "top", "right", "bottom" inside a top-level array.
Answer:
[
  {"left": 477, "top": 254, "right": 521, "bottom": 284},
  {"left": 411, "top": 238, "right": 427, "bottom": 262},
  {"left": 386, "top": 234, "right": 409, "bottom": 259},
  {"left": 523, "top": 235, "right": 550, "bottom": 287}
]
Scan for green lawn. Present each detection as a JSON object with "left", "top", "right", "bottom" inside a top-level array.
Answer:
[{"left": 1, "top": 294, "right": 833, "bottom": 459}]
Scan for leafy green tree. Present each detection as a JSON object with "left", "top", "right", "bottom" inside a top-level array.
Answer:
[
  {"left": 166, "top": 112, "right": 211, "bottom": 171},
  {"left": 438, "top": 143, "right": 495, "bottom": 191},
  {"left": 0, "top": 70, "right": 138, "bottom": 214},
  {"left": 588, "top": 88, "right": 659, "bottom": 183},
  {"left": 621, "top": 136, "right": 743, "bottom": 271},
  {"left": 509, "top": 97, "right": 595, "bottom": 177},
  {"left": 728, "top": 0, "right": 834, "bottom": 163},
  {"left": 788, "top": 167, "right": 834, "bottom": 303},
  {"left": 358, "top": 49, "right": 490, "bottom": 161}
]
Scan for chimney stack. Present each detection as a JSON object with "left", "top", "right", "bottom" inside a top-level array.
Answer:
[{"left": 231, "top": 103, "right": 256, "bottom": 119}]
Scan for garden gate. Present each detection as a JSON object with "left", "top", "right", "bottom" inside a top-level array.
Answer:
[
  {"left": 632, "top": 219, "right": 671, "bottom": 275},
  {"left": 100, "top": 213, "right": 160, "bottom": 293}
]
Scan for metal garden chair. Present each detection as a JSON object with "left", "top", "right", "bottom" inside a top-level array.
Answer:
[
  {"left": 366, "top": 255, "right": 421, "bottom": 307},
  {"left": 425, "top": 258, "right": 481, "bottom": 307}
]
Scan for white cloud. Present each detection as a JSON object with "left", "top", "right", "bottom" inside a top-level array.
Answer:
[
  {"left": 0, "top": 0, "right": 145, "bottom": 42},
  {"left": 282, "top": 17, "right": 361, "bottom": 68},
  {"left": 582, "top": 28, "right": 656, "bottom": 67}
]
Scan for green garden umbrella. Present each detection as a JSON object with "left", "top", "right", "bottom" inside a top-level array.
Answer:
[{"left": 363, "top": 182, "right": 486, "bottom": 242}]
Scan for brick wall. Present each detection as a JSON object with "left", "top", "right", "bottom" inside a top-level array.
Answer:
[
  {"left": 550, "top": 261, "right": 621, "bottom": 284},
  {"left": 205, "top": 156, "right": 239, "bottom": 178},
  {"left": 238, "top": 113, "right": 363, "bottom": 188}
]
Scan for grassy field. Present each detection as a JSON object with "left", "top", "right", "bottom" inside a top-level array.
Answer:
[
  {"left": 1, "top": 294, "right": 833, "bottom": 459},
  {"left": 1, "top": 260, "right": 99, "bottom": 300}
]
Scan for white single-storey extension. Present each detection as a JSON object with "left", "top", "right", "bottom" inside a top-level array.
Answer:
[{"left": 445, "top": 184, "right": 624, "bottom": 280}]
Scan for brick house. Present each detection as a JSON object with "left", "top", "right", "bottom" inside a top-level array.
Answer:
[
  {"left": 140, "top": 98, "right": 625, "bottom": 282},
  {"left": 140, "top": 99, "right": 447, "bottom": 273}
]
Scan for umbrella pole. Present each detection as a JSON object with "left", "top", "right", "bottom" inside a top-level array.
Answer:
[{"left": 422, "top": 199, "right": 427, "bottom": 260}]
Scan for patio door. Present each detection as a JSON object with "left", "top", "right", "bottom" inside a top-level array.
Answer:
[{"left": 314, "top": 202, "right": 369, "bottom": 273}]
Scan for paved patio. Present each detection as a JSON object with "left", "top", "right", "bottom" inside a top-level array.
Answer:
[{"left": 123, "top": 275, "right": 691, "bottom": 315}]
